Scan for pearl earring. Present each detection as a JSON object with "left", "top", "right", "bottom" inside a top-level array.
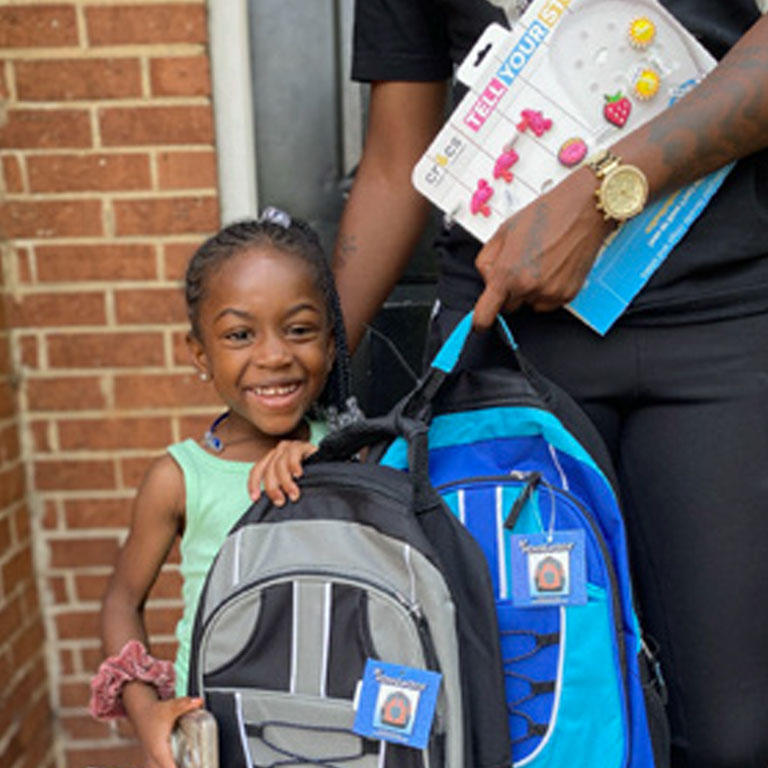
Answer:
[{"left": 199, "top": 371, "right": 210, "bottom": 382}]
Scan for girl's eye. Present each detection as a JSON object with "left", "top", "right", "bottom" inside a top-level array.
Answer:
[
  {"left": 286, "top": 323, "right": 319, "bottom": 339},
  {"left": 224, "top": 328, "right": 252, "bottom": 343}
]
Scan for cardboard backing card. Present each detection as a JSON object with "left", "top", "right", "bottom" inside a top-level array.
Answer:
[{"left": 412, "top": 0, "right": 733, "bottom": 333}]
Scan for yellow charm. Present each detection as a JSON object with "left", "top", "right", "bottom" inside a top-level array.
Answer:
[
  {"left": 628, "top": 17, "right": 656, "bottom": 50},
  {"left": 633, "top": 69, "right": 661, "bottom": 101}
]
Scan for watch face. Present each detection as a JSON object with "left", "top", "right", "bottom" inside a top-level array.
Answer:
[{"left": 602, "top": 166, "right": 648, "bottom": 219}]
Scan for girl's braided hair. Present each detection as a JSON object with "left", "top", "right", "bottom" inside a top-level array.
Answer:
[{"left": 185, "top": 209, "right": 361, "bottom": 427}]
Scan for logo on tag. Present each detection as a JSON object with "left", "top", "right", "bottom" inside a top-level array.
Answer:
[
  {"left": 510, "top": 530, "right": 587, "bottom": 607},
  {"left": 353, "top": 660, "right": 442, "bottom": 749}
]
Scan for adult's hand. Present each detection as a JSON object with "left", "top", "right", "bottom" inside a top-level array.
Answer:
[{"left": 473, "top": 165, "right": 614, "bottom": 330}]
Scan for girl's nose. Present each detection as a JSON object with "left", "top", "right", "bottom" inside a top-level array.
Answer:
[{"left": 253, "top": 331, "right": 291, "bottom": 367}]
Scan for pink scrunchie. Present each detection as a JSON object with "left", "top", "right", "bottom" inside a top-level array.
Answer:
[{"left": 89, "top": 639, "right": 176, "bottom": 720}]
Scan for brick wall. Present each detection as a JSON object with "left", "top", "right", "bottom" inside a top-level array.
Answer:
[{"left": 0, "top": 3, "right": 223, "bottom": 766}]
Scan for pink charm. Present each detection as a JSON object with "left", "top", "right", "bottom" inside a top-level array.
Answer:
[
  {"left": 493, "top": 146, "right": 520, "bottom": 183},
  {"left": 557, "top": 137, "right": 588, "bottom": 167},
  {"left": 517, "top": 109, "right": 552, "bottom": 137},
  {"left": 470, "top": 179, "right": 494, "bottom": 217}
]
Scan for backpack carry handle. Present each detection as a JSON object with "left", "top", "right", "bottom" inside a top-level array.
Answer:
[
  {"left": 403, "top": 310, "right": 541, "bottom": 419},
  {"left": 311, "top": 412, "right": 435, "bottom": 513}
]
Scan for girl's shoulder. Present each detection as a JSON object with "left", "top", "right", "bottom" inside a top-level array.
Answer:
[{"left": 134, "top": 451, "right": 187, "bottom": 521}]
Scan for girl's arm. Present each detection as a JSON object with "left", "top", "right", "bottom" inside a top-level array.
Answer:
[{"left": 99, "top": 455, "right": 201, "bottom": 768}]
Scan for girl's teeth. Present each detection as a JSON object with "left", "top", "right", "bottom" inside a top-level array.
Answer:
[{"left": 255, "top": 384, "right": 297, "bottom": 396}]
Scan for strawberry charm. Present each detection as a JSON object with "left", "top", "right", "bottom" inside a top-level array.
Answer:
[{"left": 603, "top": 91, "right": 632, "bottom": 127}]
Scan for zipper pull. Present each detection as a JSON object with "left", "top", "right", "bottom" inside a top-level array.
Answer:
[{"left": 504, "top": 471, "right": 541, "bottom": 530}]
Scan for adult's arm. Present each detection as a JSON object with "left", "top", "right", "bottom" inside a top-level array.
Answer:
[
  {"left": 473, "top": 13, "right": 768, "bottom": 328},
  {"left": 333, "top": 79, "right": 448, "bottom": 352}
]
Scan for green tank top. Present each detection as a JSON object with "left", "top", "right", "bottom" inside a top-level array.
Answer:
[{"left": 167, "top": 421, "right": 327, "bottom": 695}]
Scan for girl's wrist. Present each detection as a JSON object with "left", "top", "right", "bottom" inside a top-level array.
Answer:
[{"left": 89, "top": 639, "right": 176, "bottom": 720}]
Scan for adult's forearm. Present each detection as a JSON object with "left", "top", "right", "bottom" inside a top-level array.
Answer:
[
  {"left": 332, "top": 80, "right": 449, "bottom": 353},
  {"left": 334, "top": 177, "right": 433, "bottom": 352}
]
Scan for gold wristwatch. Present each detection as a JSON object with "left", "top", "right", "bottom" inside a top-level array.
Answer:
[{"left": 588, "top": 149, "right": 649, "bottom": 222}]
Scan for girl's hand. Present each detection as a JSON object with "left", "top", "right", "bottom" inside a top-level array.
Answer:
[
  {"left": 132, "top": 695, "right": 203, "bottom": 768},
  {"left": 248, "top": 440, "right": 319, "bottom": 505}
]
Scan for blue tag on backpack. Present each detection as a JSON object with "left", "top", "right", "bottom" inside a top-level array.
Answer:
[
  {"left": 353, "top": 660, "right": 442, "bottom": 749},
  {"left": 510, "top": 530, "right": 587, "bottom": 607}
]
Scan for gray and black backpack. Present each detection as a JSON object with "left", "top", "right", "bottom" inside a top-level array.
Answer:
[{"left": 187, "top": 416, "right": 510, "bottom": 768}]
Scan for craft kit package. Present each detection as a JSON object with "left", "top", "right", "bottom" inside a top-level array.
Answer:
[{"left": 412, "top": 0, "right": 733, "bottom": 333}]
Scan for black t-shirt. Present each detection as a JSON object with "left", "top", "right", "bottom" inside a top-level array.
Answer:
[{"left": 352, "top": 0, "right": 768, "bottom": 324}]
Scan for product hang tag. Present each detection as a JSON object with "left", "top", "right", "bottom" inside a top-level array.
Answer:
[
  {"left": 352, "top": 659, "right": 442, "bottom": 750},
  {"left": 510, "top": 529, "right": 587, "bottom": 607}
]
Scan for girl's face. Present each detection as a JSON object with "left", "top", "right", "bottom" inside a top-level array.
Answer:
[{"left": 189, "top": 245, "right": 334, "bottom": 441}]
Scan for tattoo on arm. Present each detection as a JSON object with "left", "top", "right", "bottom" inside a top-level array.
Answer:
[
  {"left": 335, "top": 234, "right": 358, "bottom": 270},
  {"left": 647, "top": 41, "right": 768, "bottom": 187}
]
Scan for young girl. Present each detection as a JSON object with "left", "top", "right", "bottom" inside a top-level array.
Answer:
[{"left": 89, "top": 209, "right": 360, "bottom": 768}]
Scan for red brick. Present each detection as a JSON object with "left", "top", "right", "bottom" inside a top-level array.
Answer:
[
  {"left": 72, "top": 573, "right": 110, "bottom": 603},
  {"left": 87, "top": 4, "right": 206, "bottom": 45},
  {"left": 65, "top": 744, "right": 144, "bottom": 768},
  {"left": 13, "top": 503, "right": 31, "bottom": 545},
  {"left": 10, "top": 621, "right": 45, "bottom": 670},
  {"left": 58, "top": 679, "right": 91, "bottom": 709},
  {"left": 0, "top": 380, "right": 18, "bottom": 420},
  {"left": 47, "top": 332, "right": 164, "bottom": 368},
  {"left": 0, "top": 200, "right": 102, "bottom": 239},
  {"left": 150, "top": 56, "right": 210, "bottom": 97},
  {"left": 20, "top": 336, "right": 39, "bottom": 368},
  {"left": 47, "top": 576, "right": 68, "bottom": 604},
  {"left": 0, "top": 109, "right": 91, "bottom": 150},
  {"left": 10, "top": 292, "right": 105, "bottom": 328},
  {"left": 0, "top": 423, "right": 20, "bottom": 464},
  {"left": 35, "top": 243, "right": 157, "bottom": 282},
  {"left": 0, "top": 464, "right": 24, "bottom": 508},
  {"left": 59, "top": 416, "right": 172, "bottom": 451},
  {"left": 164, "top": 242, "right": 197, "bottom": 280},
  {"left": 28, "top": 153, "right": 150, "bottom": 193},
  {"left": 149, "top": 568, "right": 183, "bottom": 600},
  {"left": 17, "top": 58, "right": 142, "bottom": 102},
  {"left": 157, "top": 149, "right": 217, "bottom": 190},
  {"left": 29, "top": 420, "right": 52, "bottom": 453},
  {"left": 49, "top": 539, "right": 119, "bottom": 570},
  {"left": 0, "top": 6, "right": 78, "bottom": 48},
  {"left": 15, "top": 247, "right": 32, "bottom": 284},
  {"left": 2, "top": 155, "right": 24, "bottom": 194},
  {"left": 2, "top": 548, "right": 33, "bottom": 594},
  {"left": 114, "top": 196, "right": 218, "bottom": 236},
  {"left": 121, "top": 455, "right": 157, "bottom": 489},
  {"left": 0, "top": 517, "right": 11, "bottom": 554},
  {"left": 35, "top": 459, "right": 116, "bottom": 491},
  {"left": 115, "top": 288, "right": 186, "bottom": 324},
  {"left": 80, "top": 645, "right": 107, "bottom": 675},
  {"left": 0, "top": 597, "right": 22, "bottom": 645},
  {"left": 58, "top": 714, "right": 110, "bottom": 741},
  {"left": 115, "top": 373, "right": 220, "bottom": 408},
  {"left": 0, "top": 336, "right": 9, "bottom": 372},
  {"left": 100, "top": 105, "right": 213, "bottom": 147},
  {"left": 173, "top": 330, "right": 196, "bottom": 366},
  {"left": 26, "top": 377, "right": 106, "bottom": 412},
  {"left": 63, "top": 498, "right": 132, "bottom": 530},
  {"left": 145, "top": 604, "right": 183, "bottom": 636}
]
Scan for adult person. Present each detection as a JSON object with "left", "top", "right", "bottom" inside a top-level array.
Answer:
[{"left": 332, "top": 2, "right": 768, "bottom": 766}]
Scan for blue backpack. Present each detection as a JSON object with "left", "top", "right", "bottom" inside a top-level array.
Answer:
[{"left": 380, "top": 313, "right": 668, "bottom": 768}]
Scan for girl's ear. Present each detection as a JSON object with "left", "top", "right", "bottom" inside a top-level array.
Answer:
[{"left": 187, "top": 331, "right": 210, "bottom": 380}]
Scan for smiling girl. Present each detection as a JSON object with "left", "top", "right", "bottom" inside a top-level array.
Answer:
[{"left": 89, "top": 209, "right": 359, "bottom": 768}]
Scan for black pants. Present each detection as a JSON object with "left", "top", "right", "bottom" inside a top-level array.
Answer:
[{"left": 430, "top": 304, "right": 768, "bottom": 768}]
